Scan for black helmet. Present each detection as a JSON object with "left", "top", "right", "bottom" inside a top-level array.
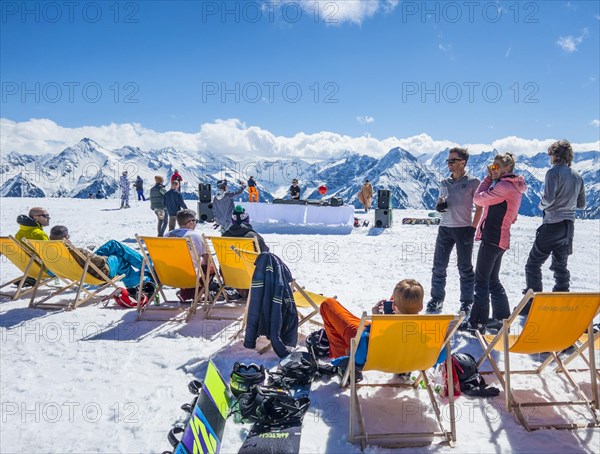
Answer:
[
  {"left": 305, "top": 329, "right": 330, "bottom": 359},
  {"left": 452, "top": 353, "right": 479, "bottom": 383},
  {"left": 229, "top": 362, "right": 266, "bottom": 398}
]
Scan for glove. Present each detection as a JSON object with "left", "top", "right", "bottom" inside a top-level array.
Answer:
[{"left": 435, "top": 201, "right": 448, "bottom": 213}]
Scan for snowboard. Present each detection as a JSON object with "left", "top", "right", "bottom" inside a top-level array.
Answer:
[
  {"left": 402, "top": 217, "right": 441, "bottom": 225},
  {"left": 238, "top": 422, "right": 302, "bottom": 454},
  {"left": 238, "top": 378, "right": 311, "bottom": 454},
  {"left": 171, "top": 361, "right": 232, "bottom": 454}
]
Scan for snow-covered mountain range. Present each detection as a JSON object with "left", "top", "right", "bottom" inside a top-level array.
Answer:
[{"left": 1, "top": 138, "right": 598, "bottom": 218}]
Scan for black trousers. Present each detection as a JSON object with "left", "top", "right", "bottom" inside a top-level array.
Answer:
[
  {"left": 469, "top": 242, "right": 510, "bottom": 325},
  {"left": 525, "top": 220, "right": 574, "bottom": 293},
  {"left": 430, "top": 226, "right": 475, "bottom": 303}
]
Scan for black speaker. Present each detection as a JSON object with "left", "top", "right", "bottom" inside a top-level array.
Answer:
[
  {"left": 330, "top": 197, "right": 343, "bottom": 207},
  {"left": 377, "top": 190, "right": 390, "bottom": 209},
  {"left": 198, "top": 184, "right": 212, "bottom": 203},
  {"left": 374, "top": 208, "right": 393, "bottom": 228},
  {"left": 197, "top": 202, "right": 214, "bottom": 222}
]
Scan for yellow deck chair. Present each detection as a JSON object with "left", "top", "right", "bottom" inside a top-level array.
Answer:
[
  {"left": 26, "top": 239, "right": 124, "bottom": 310},
  {"left": 202, "top": 235, "right": 259, "bottom": 319},
  {"left": 0, "top": 235, "right": 55, "bottom": 300},
  {"left": 136, "top": 235, "right": 211, "bottom": 322},
  {"left": 476, "top": 290, "right": 600, "bottom": 431},
  {"left": 343, "top": 312, "right": 463, "bottom": 449}
]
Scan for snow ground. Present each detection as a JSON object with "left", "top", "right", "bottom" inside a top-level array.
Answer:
[{"left": 1, "top": 198, "right": 599, "bottom": 453}]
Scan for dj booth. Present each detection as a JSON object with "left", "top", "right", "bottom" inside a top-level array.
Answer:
[{"left": 238, "top": 200, "right": 354, "bottom": 235}]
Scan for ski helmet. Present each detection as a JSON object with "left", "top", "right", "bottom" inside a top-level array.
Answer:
[{"left": 229, "top": 363, "right": 266, "bottom": 398}]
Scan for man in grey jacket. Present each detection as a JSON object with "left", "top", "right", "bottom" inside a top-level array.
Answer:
[
  {"left": 212, "top": 179, "right": 246, "bottom": 233},
  {"left": 524, "top": 140, "right": 585, "bottom": 311}
]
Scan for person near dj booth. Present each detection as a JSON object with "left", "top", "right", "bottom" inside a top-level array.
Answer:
[{"left": 289, "top": 179, "right": 301, "bottom": 200}]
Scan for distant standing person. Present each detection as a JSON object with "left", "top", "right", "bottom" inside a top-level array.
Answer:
[
  {"left": 523, "top": 140, "right": 586, "bottom": 313},
  {"left": 134, "top": 176, "right": 146, "bottom": 201},
  {"left": 289, "top": 179, "right": 301, "bottom": 200},
  {"left": 171, "top": 169, "right": 183, "bottom": 191},
  {"left": 150, "top": 175, "right": 169, "bottom": 237},
  {"left": 164, "top": 180, "right": 188, "bottom": 231},
  {"left": 212, "top": 179, "right": 246, "bottom": 233},
  {"left": 357, "top": 179, "right": 373, "bottom": 212},
  {"left": 95, "top": 189, "right": 103, "bottom": 199},
  {"left": 247, "top": 176, "right": 259, "bottom": 203},
  {"left": 426, "top": 148, "right": 482, "bottom": 315},
  {"left": 119, "top": 171, "right": 131, "bottom": 209}
]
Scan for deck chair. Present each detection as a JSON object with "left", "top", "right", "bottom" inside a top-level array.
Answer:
[
  {"left": 343, "top": 312, "right": 464, "bottom": 449},
  {"left": 136, "top": 235, "right": 211, "bottom": 322},
  {"left": 476, "top": 290, "right": 600, "bottom": 431},
  {"left": 26, "top": 239, "right": 125, "bottom": 310},
  {"left": 0, "top": 235, "right": 55, "bottom": 300},
  {"left": 202, "top": 235, "right": 259, "bottom": 319}
]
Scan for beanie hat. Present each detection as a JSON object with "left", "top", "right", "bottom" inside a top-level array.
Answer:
[{"left": 232, "top": 205, "right": 250, "bottom": 225}]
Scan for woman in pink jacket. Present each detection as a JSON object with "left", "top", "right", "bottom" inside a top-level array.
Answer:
[{"left": 461, "top": 152, "right": 527, "bottom": 334}]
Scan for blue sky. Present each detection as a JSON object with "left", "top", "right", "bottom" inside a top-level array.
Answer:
[{"left": 1, "top": 1, "right": 599, "bottom": 157}]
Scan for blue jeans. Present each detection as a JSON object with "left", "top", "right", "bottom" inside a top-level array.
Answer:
[
  {"left": 469, "top": 242, "right": 510, "bottom": 325},
  {"left": 430, "top": 226, "right": 475, "bottom": 303},
  {"left": 95, "top": 240, "right": 150, "bottom": 288}
]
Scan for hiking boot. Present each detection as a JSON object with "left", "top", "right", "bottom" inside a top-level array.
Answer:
[
  {"left": 459, "top": 301, "right": 473, "bottom": 317},
  {"left": 426, "top": 300, "right": 443, "bottom": 313}
]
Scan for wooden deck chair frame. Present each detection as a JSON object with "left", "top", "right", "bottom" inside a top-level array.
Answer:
[
  {"left": 476, "top": 290, "right": 600, "bottom": 431},
  {"left": 202, "top": 235, "right": 259, "bottom": 320},
  {"left": 557, "top": 330, "right": 600, "bottom": 380},
  {"left": 342, "top": 312, "right": 464, "bottom": 450},
  {"left": 0, "top": 235, "right": 56, "bottom": 300},
  {"left": 26, "top": 239, "right": 125, "bottom": 311},
  {"left": 136, "top": 235, "right": 211, "bottom": 322}
]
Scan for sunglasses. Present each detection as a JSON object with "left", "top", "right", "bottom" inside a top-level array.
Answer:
[
  {"left": 36, "top": 214, "right": 50, "bottom": 219},
  {"left": 446, "top": 158, "right": 464, "bottom": 164},
  {"left": 488, "top": 163, "right": 500, "bottom": 171}
]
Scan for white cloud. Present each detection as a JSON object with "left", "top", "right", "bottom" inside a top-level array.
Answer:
[
  {"left": 590, "top": 119, "right": 600, "bottom": 127},
  {"left": 1, "top": 118, "right": 599, "bottom": 161},
  {"left": 356, "top": 115, "right": 375, "bottom": 125},
  {"left": 292, "top": 0, "right": 399, "bottom": 25},
  {"left": 556, "top": 28, "right": 588, "bottom": 53}
]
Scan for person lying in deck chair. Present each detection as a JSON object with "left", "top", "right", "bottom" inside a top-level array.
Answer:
[
  {"left": 320, "top": 279, "right": 424, "bottom": 378},
  {"left": 49, "top": 226, "right": 155, "bottom": 306},
  {"left": 165, "top": 209, "right": 215, "bottom": 303}
]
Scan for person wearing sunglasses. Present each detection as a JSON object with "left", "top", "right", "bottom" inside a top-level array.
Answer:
[
  {"left": 426, "top": 147, "right": 482, "bottom": 315},
  {"left": 460, "top": 153, "right": 527, "bottom": 334},
  {"left": 522, "top": 140, "right": 586, "bottom": 314},
  {"left": 15, "top": 207, "right": 51, "bottom": 243},
  {"left": 166, "top": 209, "right": 215, "bottom": 302}
]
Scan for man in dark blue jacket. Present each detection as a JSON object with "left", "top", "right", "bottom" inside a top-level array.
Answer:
[
  {"left": 164, "top": 180, "right": 187, "bottom": 232},
  {"left": 243, "top": 252, "right": 298, "bottom": 358}
]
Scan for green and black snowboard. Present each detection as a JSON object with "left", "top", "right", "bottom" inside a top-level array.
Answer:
[{"left": 402, "top": 217, "right": 441, "bottom": 225}]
